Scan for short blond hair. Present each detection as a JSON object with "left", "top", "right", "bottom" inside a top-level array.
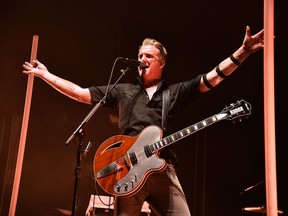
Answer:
[{"left": 139, "top": 38, "right": 168, "bottom": 62}]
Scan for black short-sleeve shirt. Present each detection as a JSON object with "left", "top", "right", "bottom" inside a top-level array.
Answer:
[{"left": 88, "top": 75, "right": 202, "bottom": 136}]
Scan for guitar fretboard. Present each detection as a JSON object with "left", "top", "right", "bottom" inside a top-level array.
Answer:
[{"left": 148, "top": 113, "right": 226, "bottom": 153}]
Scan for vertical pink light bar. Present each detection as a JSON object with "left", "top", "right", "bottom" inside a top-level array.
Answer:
[
  {"left": 9, "top": 35, "right": 39, "bottom": 216},
  {"left": 263, "top": 0, "right": 278, "bottom": 216}
]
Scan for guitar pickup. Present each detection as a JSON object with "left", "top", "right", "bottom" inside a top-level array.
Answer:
[
  {"left": 97, "top": 162, "right": 123, "bottom": 178},
  {"left": 129, "top": 152, "right": 138, "bottom": 165}
]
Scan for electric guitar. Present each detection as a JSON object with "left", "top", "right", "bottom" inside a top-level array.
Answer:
[{"left": 93, "top": 99, "right": 251, "bottom": 197}]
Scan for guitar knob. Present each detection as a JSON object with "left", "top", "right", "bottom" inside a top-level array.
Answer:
[
  {"left": 124, "top": 183, "right": 128, "bottom": 191},
  {"left": 116, "top": 185, "right": 120, "bottom": 192}
]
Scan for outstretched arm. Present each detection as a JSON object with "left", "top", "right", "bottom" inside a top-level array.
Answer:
[
  {"left": 22, "top": 60, "right": 92, "bottom": 104},
  {"left": 198, "top": 26, "right": 264, "bottom": 92}
]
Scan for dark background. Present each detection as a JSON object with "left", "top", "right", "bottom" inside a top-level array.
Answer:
[{"left": 0, "top": 0, "right": 287, "bottom": 216}]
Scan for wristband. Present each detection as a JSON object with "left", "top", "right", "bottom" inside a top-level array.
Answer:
[
  {"left": 202, "top": 74, "right": 213, "bottom": 89},
  {"left": 216, "top": 65, "right": 227, "bottom": 78},
  {"left": 230, "top": 54, "right": 241, "bottom": 66}
]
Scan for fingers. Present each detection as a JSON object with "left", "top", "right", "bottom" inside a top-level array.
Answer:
[
  {"left": 246, "top": 26, "right": 265, "bottom": 40},
  {"left": 22, "top": 63, "right": 32, "bottom": 74},
  {"left": 254, "top": 29, "right": 264, "bottom": 39},
  {"left": 23, "top": 61, "right": 32, "bottom": 67},
  {"left": 22, "top": 59, "right": 47, "bottom": 77},
  {"left": 246, "top": 26, "right": 251, "bottom": 37},
  {"left": 33, "top": 59, "right": 39, "bottom": 65},
  {"left": 22, "top": 60, "right": 38, "bottom": 74}
]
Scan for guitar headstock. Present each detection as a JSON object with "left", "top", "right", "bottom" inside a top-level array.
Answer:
[{"left": 221, "top": 99, "right": 252, "bottom": 122}]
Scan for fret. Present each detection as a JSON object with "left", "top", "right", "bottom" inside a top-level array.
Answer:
[
  {"left": 204, "top": 116, "right": 217, "bottom": 125},
  {"left": 163, "top": 138, "right": 168, "bottom": 145},
  {"left": 166, "top": 136, "right": 173, "bottom": 143},
  {"left": 151, "top": 143, "right": 157, "bottom": 151},
  {"left": 171, "top": 135, "right": 175, "bottom": 141},
  {"left": 184, "top": 129, "right": 189, "bottom": 136},
  {"left": 202, "top": 121, "right": 207, "bottom": 126},
  {"left": 174, "top": 132, "right": 181, "bottom": 140}
]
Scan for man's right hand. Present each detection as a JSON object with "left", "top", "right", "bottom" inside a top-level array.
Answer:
[{"left": 23, "top": 59, "right": 48, "bottom": 78}]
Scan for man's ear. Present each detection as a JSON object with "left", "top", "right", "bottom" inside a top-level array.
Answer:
[{"left": 159, "top": 59, "right": 166, "bottom": 69}]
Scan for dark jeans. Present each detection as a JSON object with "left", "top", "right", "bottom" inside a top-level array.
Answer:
[{"left": 114, "top": 164, "right": 191, "bottom": 216}]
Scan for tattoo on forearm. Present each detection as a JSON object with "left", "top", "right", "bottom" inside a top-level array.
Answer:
[
  {"left": 52, "top": 77, "right": 75, "bottom": 91},
  {"left": 68, "top": 84, "right": 75, "bottom": 91}
]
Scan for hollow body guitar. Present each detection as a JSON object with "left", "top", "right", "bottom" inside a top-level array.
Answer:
[{"left": 93, "top": 99, "right": 251, "bottom": 197}]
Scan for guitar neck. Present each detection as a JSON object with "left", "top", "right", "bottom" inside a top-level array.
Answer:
[{"left": 149, "top": 112, "right": 227, "bottom": 153}]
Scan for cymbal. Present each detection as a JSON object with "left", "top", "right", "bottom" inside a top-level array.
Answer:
[
  {"left": 56, "top": 208, "right": 72, "bottom": 215},
  {"left": 243, "top": 206, "right": 283, "bottom": 215},
  {"left": 244, "top": 206, "right": 266, "bottom": 213}
]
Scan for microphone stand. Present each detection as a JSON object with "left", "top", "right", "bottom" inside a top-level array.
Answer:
[{"left": 66, "top": 66, "right": 130, "bottom": 216}]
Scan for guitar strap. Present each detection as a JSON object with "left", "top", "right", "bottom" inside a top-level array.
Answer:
[
  {"left": 162, "top": 88, "right": 170, "bottom": 132},
  {"left": 161, "top": 88, "right": 178, "bottom": 166}
]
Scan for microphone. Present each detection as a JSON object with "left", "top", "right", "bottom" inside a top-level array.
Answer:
[{"left": 119, "top": 57, "right": 148, "bottom": 69}]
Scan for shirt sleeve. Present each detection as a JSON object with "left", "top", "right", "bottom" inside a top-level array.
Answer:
[
  {"left": 88, "top": 85, "right": 118, "bottom": 108},
  {"left": 168, "top": 74, "right": 203, "bottom": 114}
]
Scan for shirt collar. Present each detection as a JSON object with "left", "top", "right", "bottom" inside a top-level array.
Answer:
[{"left": 135, "top": 77, "right": 168, "bottom": 91}]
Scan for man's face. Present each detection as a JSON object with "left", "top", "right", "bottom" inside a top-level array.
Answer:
[{"left": 137, "top": 45, "right": 165, "bottom": 83}]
